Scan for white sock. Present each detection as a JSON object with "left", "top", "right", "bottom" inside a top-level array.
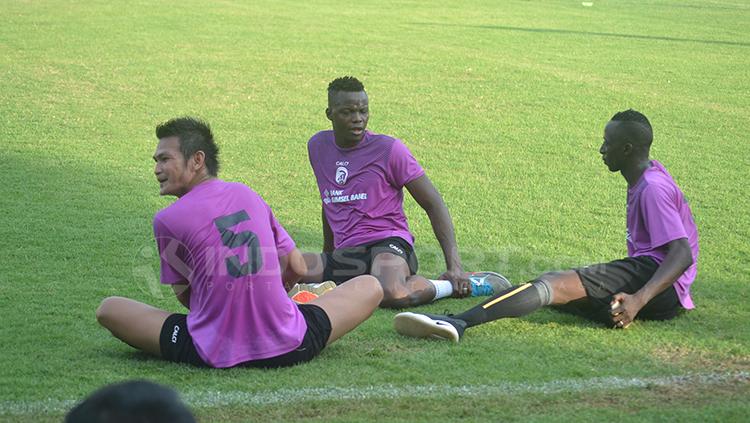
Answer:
[{"left": 429, "top": 279, "right": 453, "bottom": 301}]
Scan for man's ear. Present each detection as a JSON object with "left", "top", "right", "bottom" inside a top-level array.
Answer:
[
  {"left": 325, "top": 107, "right": 332, "bottom": 121},
  {"left": 622, "top": 142, "right": 634, "bottom": 156},
  {"left": 191, "top": 150, "right": 206, "bottom": 171}
]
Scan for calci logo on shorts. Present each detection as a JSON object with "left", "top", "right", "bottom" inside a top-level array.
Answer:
[
  {"left": 171, "top": 325, "right": 180, "bottom": 344},
  {"left": 335, "top": 161, "right": 349, "bottom": 185}
]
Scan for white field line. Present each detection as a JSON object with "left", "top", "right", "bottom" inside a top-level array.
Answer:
[{"left": 1, "top": 371, "right": 747, "bottom": 415}]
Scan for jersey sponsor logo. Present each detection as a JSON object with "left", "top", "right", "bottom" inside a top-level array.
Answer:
[
  {"left": 171, "top": 325, "right": 180, "bottom": 343},
  {"left": 335, "top": 166, "right": 349, "bottom": 185},
  {"left": 323, "top": 188, "right": 367, "bottom": 204}
]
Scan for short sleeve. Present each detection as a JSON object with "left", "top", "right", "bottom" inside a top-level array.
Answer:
[
  {"left": 388, "top": 139, "right": 425, "bottom": 188},
  {"left": 307, "top": 136, "right": 316, "bottom": 168},
  {"left": 639, "top": 183, "right": 688, "bottom": 249},
  {"left": 153, "top": 215, "right": 191, "bottom": 285},
  {"left": 266, "top": 203, "right": 296, "bottom": 256}
]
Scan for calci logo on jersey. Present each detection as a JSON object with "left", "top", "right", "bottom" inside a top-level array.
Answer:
[{"left": 335, "top": 161, "right": 349, "bottom": 185}]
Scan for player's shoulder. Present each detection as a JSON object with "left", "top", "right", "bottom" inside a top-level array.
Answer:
[
  {"left": 221, "top": 179, "right": 251, "bottom": 192},
  {"left": 646, "top": 161, "right": 678, "bottom": 187},
  {"left": 153, "top": 202, "right": 181, "bottom": 235},
  {"left": 367, "top": 130, "right": 399, "bottom": 144},
  {"left": 362, "top": 131, "right": 403, "bottom": 156},
  {"left": 640, "top": 172, "right": 678, "bottom": 201},
  {"left": 196, "top": 179, "right": 255, "bottom": 200},
  {"left": 220, "top": 181, "right": 267, "bottom": 206},
  {"left": 153, "top": 206, "right": 171, "bottom": 224},
  {"left": 308, "top": 130, "right": 334, "bottom": 145},
  {"left": 154, "top": 192, "right": 188, "bottom": 221}
]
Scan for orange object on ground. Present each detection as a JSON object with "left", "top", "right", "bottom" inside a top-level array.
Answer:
[{"left": 291, "top": 291, "right": 319, "bottom": 304}]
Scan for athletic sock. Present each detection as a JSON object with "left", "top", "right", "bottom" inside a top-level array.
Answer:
[
  {"left": 429, "top": 279, "right": 453, "bottom": 301},
  {"left": 454, "top": 279, "right": 554, "bottom": 328}
]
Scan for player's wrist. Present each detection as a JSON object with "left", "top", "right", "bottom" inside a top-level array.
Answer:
[
  {"left": 445, "top": 258, "right": 463, "bottom": 273},
  {"left": 631, "top": 291, "right": 648, "bottom": 308},
  {"left": 445, "top": 267, "right": 463, "bottom": 277}
]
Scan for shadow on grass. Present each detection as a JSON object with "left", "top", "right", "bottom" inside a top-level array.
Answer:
[{"left": 410, "top": 23, "right": 750, "bottom": 48}]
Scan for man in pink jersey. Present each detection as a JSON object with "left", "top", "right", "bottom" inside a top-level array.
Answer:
[
  {"left": 303, "top": 76, "right": 510, "bottom": 309},
  {"left": 96, "top": 117, "right": 383, "bottom": 367},
  {"left": 395, "top": 109, "right": 699, "bottom": 341}
]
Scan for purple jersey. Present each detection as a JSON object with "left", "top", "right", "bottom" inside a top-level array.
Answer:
[
  {"left": 308, "top": 130, "right": 425, "bottom": 249},
  {"left": 153, "top": 179, "right": 305, "bottom": 368},
  {"left": 627, "top": 160, "right": 699, "bottom": 309}
]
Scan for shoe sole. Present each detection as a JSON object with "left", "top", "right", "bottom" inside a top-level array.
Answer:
[{"left": 393, "top": 312, "right": 459, "bottom": 342}]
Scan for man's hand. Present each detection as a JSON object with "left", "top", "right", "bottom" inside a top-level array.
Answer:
[
  {"left": 439, "top": 269, "right": 472, "bottom": 298},
  {"left": 609, "top": 238, "right": 692, "bottom": 329},
  {"left": 279, "top": 248, "right": 307, "bottom": 291},
  {"left": 610, "top": 292, "right": 646, "bottom": 329}
]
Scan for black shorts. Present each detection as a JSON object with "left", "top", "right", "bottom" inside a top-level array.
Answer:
[
  {"left": 554, "top": 256, "right": 682, "bottom": 325},
  {"left": 322, "top": 236, "right": 419, "bottom": 284},
  {"left": 159, "top": 303, "right": 332, "bottom": 368}
]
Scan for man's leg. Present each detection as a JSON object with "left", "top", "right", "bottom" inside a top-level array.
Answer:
[
  {"left": 453, "top": 270, "right": 585, "bottom": 327},
  {"left": 301, "top": 240, "right": 454, "bottom": 308},
  {"left": 393, "top": 270, "right": 586, "bottom": 341},
  {"left": 370, "top": 252, "right": 440, "bottom": 308},
  {"left": 96, "top": 296, "right": 172, "bottom": 356},
  {"left": 309, "top": 275, "right": 383, "bottom": 345}
]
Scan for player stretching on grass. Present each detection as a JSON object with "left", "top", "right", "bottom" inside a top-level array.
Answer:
[
  {"left": 395, "top": 109, "right": 699, "bottom": 341},
  {"left": 301, "top": 76, "right": 509, "bottom": 308},
  {"left": 96, "top": 117, "right": 382, "bottom": 368}
]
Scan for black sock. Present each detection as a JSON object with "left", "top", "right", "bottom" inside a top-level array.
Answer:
[{"left": 454, "top": 280, "right": 552, "bottom": 328}]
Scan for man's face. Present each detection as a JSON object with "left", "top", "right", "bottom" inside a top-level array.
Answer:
[
  {"left": 327, "top": 91, "right": 369, "bottom": 145},
  {"left": 599, "top": 121, "right": 630, "bottom": 172},
  {"left": 153, "top": 136, "right": 195, "bottom": 197}
]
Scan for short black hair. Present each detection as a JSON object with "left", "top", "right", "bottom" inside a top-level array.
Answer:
[
  {"left": 155, "top": 117, "right": 220, "bottom": 176},
  {"left": 328, "top": 76, "right": 365, "bottom": 94},
  {"left": 65, "top": 380, "right": 195, "bottom": 423},
  {"left": 610, "top": 109, "right": 653, "bottom": 147}
]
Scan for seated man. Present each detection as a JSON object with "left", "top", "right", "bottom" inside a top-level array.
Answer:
[
  {"left": 96, "top": 117, "right": 383, "bottom": 368},
  {"left": 302, "top": 76, "right": 509, "bottom": 308},
  {"left": 395, "top": 109, "right": 699, "bottom": 341}
]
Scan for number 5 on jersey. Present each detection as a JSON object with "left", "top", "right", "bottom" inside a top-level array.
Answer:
[{"left": 214, "top": 210, "right": 263, "bottom": 278}]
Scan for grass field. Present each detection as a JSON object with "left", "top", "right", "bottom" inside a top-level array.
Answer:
[{"left": 1, "top": 0, "right": 749, "bottom": 421}]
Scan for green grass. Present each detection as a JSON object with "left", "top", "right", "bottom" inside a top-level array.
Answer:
[{"left": 1, "top": 0, "right": 749, "bottom": 421}]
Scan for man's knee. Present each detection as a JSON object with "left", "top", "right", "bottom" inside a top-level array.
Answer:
[
  {"left": 371, "top": 253, "right": 409, "bottom": 280},
  {"left": 538, "top": 270, "right": 570, "bottom": 282},
  {"left": 537, "top": 270, "right": 586, "bottom": 304},
  {"left": 96, "top": 296, "right": 125, "bottom": 327},
  {"left": 357, "top": 275, "right": 385, "bottom": 304}
]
